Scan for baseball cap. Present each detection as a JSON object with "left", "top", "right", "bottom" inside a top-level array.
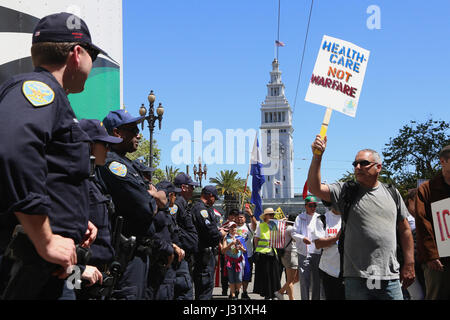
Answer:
[
  {"left": 305, "top": 195, "right": 319, "bottom": 204},
  {"left": 79, "top": 119, "right": 123, "bottom": 144},
  {"left": 133, "top": 160, "right": 156, "bottom": 174},
  {"left": 202, "top": 185, "right": 219, "bottom": 200},
  {"left": 32, "top": 12, "right": 110, "bottom": 59},
  {"left": 155, "top": 180, "right": 182, "bottom": 196},
  {"left": 103, "top": 110, "right": 144, "bottom": 134},
  {"left": 174, "top": 173, "right": 199, "bottom": 187}
]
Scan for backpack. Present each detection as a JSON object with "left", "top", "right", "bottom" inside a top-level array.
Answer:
[{"left": 337, "top": 181, "right": 401, "bottom": 278}]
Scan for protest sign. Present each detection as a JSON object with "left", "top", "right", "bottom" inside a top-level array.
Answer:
[
  {"left": 305, "top": 35, "right": 370, "bottom": 117},
  {"left": 431, "top": 198, "right": 450, "bottom": 258}
]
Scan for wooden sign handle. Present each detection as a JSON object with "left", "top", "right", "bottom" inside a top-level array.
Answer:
[{"left": 314, "top": 108, "right": 333, "bottom": 155}]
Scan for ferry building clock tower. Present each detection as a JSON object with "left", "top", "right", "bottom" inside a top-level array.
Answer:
[{"left": 260, "top": 59, "right": 294, "bottom": 199}]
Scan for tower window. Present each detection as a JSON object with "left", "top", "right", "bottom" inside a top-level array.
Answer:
[{"left": 265, "top": 112, "right": 268, "bottom": 123}]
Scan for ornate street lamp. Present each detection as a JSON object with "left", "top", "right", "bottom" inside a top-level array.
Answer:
[
  {"left": 193, "top": 158, "right": 207, "bottom": 187},
  {"left": 139, "top": 90, "right": 164, "bottom": 180}
]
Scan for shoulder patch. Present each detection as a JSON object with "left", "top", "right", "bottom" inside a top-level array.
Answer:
[
  {"left": 108, "top": 161, "right": 127, "bottom": 177},
  {"left": 200, "top": 210, "right": 209, "bottom": 219},
  {"left": 170, "top": 205, "right": 178, "bottom": 215},
  {"left": 22, "top": 81, "right": 55, "bottom": 107}
]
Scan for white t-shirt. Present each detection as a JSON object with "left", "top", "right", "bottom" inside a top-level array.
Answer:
[
  {"left": 292, "top": 212, "right": 321, "bottom": 256},
  {"left": 284, "top": 224, "right": 297, "bottom": 251},
  {"left": 310, "top": 210, "right": 342, "bottom": 278},
  {"left": 237, "top": 223, "right": 254, "bottom": 257}
]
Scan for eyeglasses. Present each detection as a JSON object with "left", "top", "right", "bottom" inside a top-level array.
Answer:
[
  {"left": 72, "top": 43, "right": 99, "bottom": 62},
  {"left": 352, "top": 160, "right": 377, "bottom": 168},
  {"left": 120, "top": 126, "right": 140, "bottom": 135}
]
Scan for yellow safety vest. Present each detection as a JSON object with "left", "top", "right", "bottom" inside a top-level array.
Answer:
[{"left": 255, "top": 222, "right": 272, "bottom": 254}]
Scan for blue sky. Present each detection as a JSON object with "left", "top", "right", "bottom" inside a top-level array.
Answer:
[{"left": 122, "top": 0, "right": 450, "bottom": 194}]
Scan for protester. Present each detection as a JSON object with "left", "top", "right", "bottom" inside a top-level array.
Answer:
[
  {"left": 307, "top": 135, "right": 415, "bottom": 300},
  {"left": 237, "top": 206, "right": 257, "bottom": 300},
  {"left": 275, "top": 214, "right": 298, "bottom": 300},
  {"left": 253, "top": 208, "right": 281, "bottom": 300},
  {"left": 218, "top": 210, "right": 237, "bottom": 296},
  {"left": 415, "top": 145, "right": 450, "bottom": 300},
  {"left": 292, "top": 195, "right": 322, "bottom": 300},
  {"left": 311, "top": 202, "right": 344, "bottom": 300},
  {"left": 221, "top": 222, "right": 246, "bottom": 300}
]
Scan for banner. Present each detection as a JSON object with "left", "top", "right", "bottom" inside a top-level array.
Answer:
[
  {"left": 431, "top": 198, "right": 450, "bottom": 258},
  {"left": 305, "top": 35, "right": 370, "bottom": 117}
]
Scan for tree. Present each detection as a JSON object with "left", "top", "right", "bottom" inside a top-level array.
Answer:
[
  {"left": 164, "top": 166, "right": 180, "bottom": 183},
  {"left": 382, "top": 117, "right": 449, "bottom": 196},
  {"left": 209, "top": 170, "right": 250, "bottom": 214}
]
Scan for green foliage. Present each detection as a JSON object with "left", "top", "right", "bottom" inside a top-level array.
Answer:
[
  {"left": 382, "top": 117, "right": 449, "bottom": 196},
  {"left": 164, "top": 166, "right": 181, "bottom": 183},
  {"left": 209, "top": 170, "right": 251, "bottom": 214}
]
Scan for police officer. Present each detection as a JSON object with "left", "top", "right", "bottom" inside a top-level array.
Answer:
[
  {"left": 75, "top": 119, "right": 125, "bottom": 299},
  {"left": 0, "top": 12, "right": 109, "bottom": 300},
  {"left": 173, "top": 173, "right": 200, "bottom": 300},
  {"left": 147, "top": 180, "right": 186, "bottom": 300},
  {"left": 98, "top": 109, "right": 162, "bottom": 300},
  {"left": 191, "top": 185, "right": 227, "bottom": 300}
]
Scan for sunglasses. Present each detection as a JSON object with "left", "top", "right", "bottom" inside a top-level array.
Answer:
[
  {"left": 73, "top": 43, "right": 99, "bottom": 62},
  {"left": 307, "top": 203, "right": 317, "bottom": 207},
  {"left": 120, "top": 126, "right": 140, "bottom": 135},
  {"left": 352, "top": 160, "right": 377, "bottom": 168}
]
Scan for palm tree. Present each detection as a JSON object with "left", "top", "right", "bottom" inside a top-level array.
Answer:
[
  {"left": 164, "top": 166, "right": 180, "bottom": 183},
  {"left": 209, "top": 170, "right": 250, "bottom": 214}
]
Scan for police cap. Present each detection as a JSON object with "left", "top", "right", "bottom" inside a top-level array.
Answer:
[
  {"left": 103, "top": 110, "right": 144, "bottom": 134},
  {"left": 79, "top": 119, "right": 123, "bottom": 144},
  {"left": 174, "top": 173, "right": 199, "bottom": 187},
  {"left": 202, "top": 185, "right": 219, "bottom": 200},
  {"left": 155, "top": 180, "right": 182, "bottom": 196},
  {"left": 133, "top": 159, "right": 156, "bottom": 173},
  {"left": 32, "top": 12, "right": 109, "bottom": 58}
]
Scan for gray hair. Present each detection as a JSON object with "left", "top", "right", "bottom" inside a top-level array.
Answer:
[{"left": 359, "top": 149, "right": 382, "bottom": 164}]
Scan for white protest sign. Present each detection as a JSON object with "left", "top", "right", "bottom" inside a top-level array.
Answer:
[
  {"left": 305, "top": 35, "right": 370, "bottom": 117},
  {"left": 431, "top": 197, "right": 450, "bottom": 258}
]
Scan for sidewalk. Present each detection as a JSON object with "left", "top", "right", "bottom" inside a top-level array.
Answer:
[{"left": 212, "top": 269, "right": 301, "bottom": 300}]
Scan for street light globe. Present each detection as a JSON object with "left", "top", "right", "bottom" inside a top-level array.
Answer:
[
  {"left": 139, "top": 103, "right": 147, "bottom": 116},
  {"left": 148, "top": 91, "right": 156, "bottom": 104},
  {"left": 156, "top": 103, "right": 164, "bottom": 116}
]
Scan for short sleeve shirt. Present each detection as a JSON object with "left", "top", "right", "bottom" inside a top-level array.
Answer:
[{"left": 328, "top": 181, "right": 408, "bottom": 279}]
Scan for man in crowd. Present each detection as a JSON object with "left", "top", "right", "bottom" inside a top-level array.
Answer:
[
  {"left": 415, "top": 145, "right": 450, "bottom": 300},
  {"left": 307, "top": 135, "right": 415, "bottom": 300}
]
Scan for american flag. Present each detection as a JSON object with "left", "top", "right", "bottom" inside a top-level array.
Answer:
[
  {"left": 268, "top": 219, "right": 288, "bottom": 248},
  {"left": 275, "top": 40, "right": 285, "bottom": 47}
]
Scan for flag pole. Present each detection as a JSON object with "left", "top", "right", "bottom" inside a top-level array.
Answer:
[
  {"left": 240, "top": 155, "right": 252, "bottom": 211},
  {"left": 313, "top": 107, "right": 333, "bottom": 156}
]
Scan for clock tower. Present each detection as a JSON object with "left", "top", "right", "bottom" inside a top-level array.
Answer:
[{"left": 260, "top": 58, "right": 294, "bottom": 199}]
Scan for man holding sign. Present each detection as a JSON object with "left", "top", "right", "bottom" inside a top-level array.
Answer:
[{"left": 415, "top": 145, "right": 450, "bottom": 300}]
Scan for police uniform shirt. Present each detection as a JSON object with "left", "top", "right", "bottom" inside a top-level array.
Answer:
[
  {"left": 149, "top": 207, "right": 175, "bottom": 258},
  {"left": 0, "top": 67, "right": 91, "bottom": 245},
  {"left": 190, "top": 200, "right": 221, "bottom": 251},
  {"left": 87, "top": 172, "right": 115, "bottom": 267},
  {"left": 173, "top": 195, "right": 198, "bottom": 254},
  {"left": 98, "top": 150, "right": 156, "bottom": 238}
]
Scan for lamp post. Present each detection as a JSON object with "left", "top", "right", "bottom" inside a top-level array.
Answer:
[
  {"left": 193, "top": 158, "right": 207, "bottom": 187},
  {"left": 139, "top": 90, "right": 164, "bottom": 180}
]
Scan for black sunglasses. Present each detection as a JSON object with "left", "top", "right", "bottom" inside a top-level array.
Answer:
[
  {"left": 120, "top": 126, "right": 140, "bottom": 135},
  {"left": 307, "top": 203, "right": 317, "bottom": 207},
  {"left": 352, "top": 160, "right": 377, "bottom": 168},
  {"left": 73, "top": 43, "right": 99, "bottom": 62}
]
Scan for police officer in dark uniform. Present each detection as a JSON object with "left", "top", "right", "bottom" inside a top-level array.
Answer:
[
  {"left": 191, "top": 185, "right": 226, "bottom": 300},
  {"left": 0, "top": 12, "right": 109, "bottom": 300},
  {"left": 146, "top": 180, "right": 186, "bottom": 300},
  {"left": 173, "top": 173, "right": 200, "bottom": 300},
  {"left": 98, "top": 109, "right": 166, "bottom": 300},
  {"left": 75, "top": 119, "right": 124, "bottom": 299}
]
